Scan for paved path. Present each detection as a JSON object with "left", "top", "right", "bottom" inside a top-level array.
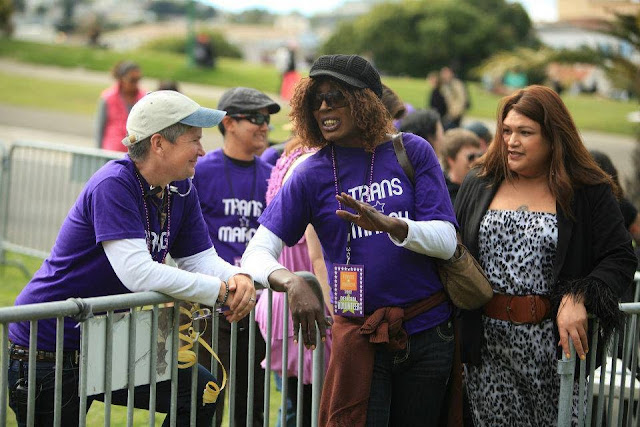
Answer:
[{"left": 0, "top": 58, "right": 637, "bottom": 185}]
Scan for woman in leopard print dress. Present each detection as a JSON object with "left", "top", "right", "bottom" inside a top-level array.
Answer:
[{"left": 454, "top": 85, "right": 637, "bottom": 426}]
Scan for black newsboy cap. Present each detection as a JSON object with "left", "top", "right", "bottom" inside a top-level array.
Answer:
[
  {"left": 217, "top": 87, "right": 281, "bottom": 115},
  {"left": 309, "top": 54, "right": 383, "bottom": 98}
]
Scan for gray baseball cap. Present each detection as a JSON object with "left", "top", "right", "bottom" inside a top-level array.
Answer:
[
  {"left": 123, "top": 90, "right": 226, "bottom": 147},
  {"left": 217, "top": 87, "right": 281, "bottom": 115}
]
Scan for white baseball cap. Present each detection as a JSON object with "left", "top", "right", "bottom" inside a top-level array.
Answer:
[{"left": 122, "top": 90, "right": 226, "bottom": 147}]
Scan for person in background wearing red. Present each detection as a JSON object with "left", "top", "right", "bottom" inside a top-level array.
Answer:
[{"left": 95, "top": 60, "right": 145, "bottom": 152}]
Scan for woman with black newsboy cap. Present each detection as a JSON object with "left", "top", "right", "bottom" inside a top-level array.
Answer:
[{"left": 242, "top": 54, "right": 459, "bottom": 425}]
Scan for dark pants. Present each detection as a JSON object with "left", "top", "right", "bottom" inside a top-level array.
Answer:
[
  {"left": 365, "top": 320, "right": 455, "bottom": 426},
  {"left": 8, "top": 358, "right": 216, "bottom": 426},
  {"left": 287, "top": 377, "right": 312, "bottom": 427},
  {"left": 205, "top": 315, "right": 266, "bottom": 427}
]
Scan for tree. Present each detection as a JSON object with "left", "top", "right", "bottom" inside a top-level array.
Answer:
[
  {"left": 0, "top": 0, "right": 13, "bottom": 37},
  {"left": 319, "top": 0, "right": 537, "bottom": 78}
]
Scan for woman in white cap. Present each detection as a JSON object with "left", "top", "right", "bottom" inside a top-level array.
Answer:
[{"left": 9, "top": 91, "right": 256, "bottom": 426}]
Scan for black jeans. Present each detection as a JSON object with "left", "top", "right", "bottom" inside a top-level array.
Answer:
[
  {"left": 365, "top": 320, "right": 455, "bottom": 426},
  {"left": 8, "top": 358, "right": 217, "bottom": 426}
]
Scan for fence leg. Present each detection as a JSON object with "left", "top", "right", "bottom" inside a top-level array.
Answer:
[{"left": 557, "top": 341, "right": 576, "bottom": 427}]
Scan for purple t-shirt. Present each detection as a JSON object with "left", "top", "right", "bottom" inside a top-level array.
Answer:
[
  {"left": 9, "top": 156, "right": 213, "bottom": 350},
  {"left": 193, "top": 149, "right": 272, "bottom": 265},
  {"left": 260, "top": 146, "right": 281, "bottom": 166},
  {"left": 259, "top": 133, "right": 457, "bottom": 335}
]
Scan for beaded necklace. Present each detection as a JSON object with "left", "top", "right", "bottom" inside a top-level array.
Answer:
[
  {"left": 330, "top": 144, "right": 375, "bottom": 264},
  {"left": 331, "top": 144, "right": 376, "bottom": 208},
  {"left": 135, "top": 172, "right": 171, "bottom": 264}
]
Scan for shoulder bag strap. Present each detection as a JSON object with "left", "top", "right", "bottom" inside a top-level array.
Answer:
[{"left": 391, "top": 132, "right": 415, "bottom": 186}]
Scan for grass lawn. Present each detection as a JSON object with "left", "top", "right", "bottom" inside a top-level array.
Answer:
[
  {"left": 0, "top": 252, "right": 285, "bottom": 426},
  {"left": 1, "top": 38, "right": 639, "bottom": 136}
]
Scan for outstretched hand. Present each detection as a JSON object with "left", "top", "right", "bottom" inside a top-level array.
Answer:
[{"left": 335, "top": 192, "right": 407, "bottom": 240}]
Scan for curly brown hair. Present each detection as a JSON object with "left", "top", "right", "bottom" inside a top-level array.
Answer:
[
  {"left": 289, "top": 76, "right": 395, "bottom": 152},
  {"left": 478, "top": 85, "right": 617, "bottom": 218}
]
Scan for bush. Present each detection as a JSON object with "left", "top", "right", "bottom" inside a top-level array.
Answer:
[{"left": 143, "top": 31, "right": 242, "bottom": 59}]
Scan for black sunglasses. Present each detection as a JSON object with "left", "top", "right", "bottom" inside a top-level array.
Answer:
[
  {"left": 311, "top": 90, "right": 348, "bottom": 110},
  {"left": 467, "top": 152, "right": 483, "bottom": 162},
  {"left": 229, "top": 113, "right": 270, "bottom": 126}
]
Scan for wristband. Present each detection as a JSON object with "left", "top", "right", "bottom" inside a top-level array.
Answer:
[{"left": 217, "top": 281, "right": 230, "bottom": 306}]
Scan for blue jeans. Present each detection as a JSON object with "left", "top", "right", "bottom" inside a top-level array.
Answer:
[
  {"left": 8, "top": 358, "right": 217, "bottom": 427},
  {"left": 365, "top": 319, "right": 454, "bottom": 426}
]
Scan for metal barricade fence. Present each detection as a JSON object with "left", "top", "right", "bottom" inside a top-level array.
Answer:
[
  {"left": 0, "top": 284, "right": 326, "bottom": 427},
  {"left": 0, "top": 140, "right": 121, "bottom": 261},
  {"left": 0, "top": 140, "right": 126, "bottom": 424},
  {"left": 558, "top": 273, "right": 640, "bottom": 427}
]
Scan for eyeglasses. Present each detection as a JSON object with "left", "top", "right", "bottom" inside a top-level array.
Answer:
[
  {"left": 311, "top": 90, "right": 348, "bottom": 110},
  {"left": 467, "top": 152, "right": 483, "bottom": 162},
  {"left": 229, "top": 113, "right": 270, "bottom": 126}
]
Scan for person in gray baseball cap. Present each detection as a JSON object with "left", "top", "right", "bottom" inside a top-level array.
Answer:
[
  {"left": 192, "top": 86, "right": 280, "bottom": 427},
  {"left": 8, "top": 90, "right": 256, "bottom": 426}
]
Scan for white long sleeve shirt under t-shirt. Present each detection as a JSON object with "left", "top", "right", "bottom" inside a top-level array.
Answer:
[
  {"left": 103, "top": 239, "right": 244, "bottom": 307},
  {"left": 241, "top": 219, "right": 456, "bottom": 288}
]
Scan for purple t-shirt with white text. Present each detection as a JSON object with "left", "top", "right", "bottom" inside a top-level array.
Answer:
[
  {"left": 259, "top": 133, "right": 457, "bottom": 335},
  {"left": 9, "top": 156, "right": 213, "bottom": 350},
  {"left": 193, "top": 149, "right": 272, "bottom": 264}
]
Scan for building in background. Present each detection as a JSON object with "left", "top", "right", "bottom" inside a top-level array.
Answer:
[{"left": 557, "top": 0, "right": 640, "bottom": 21}]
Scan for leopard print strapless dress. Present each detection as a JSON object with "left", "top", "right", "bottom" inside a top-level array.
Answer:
[{"left": 465, "top": 209, "right": 561, "bottom": 427}]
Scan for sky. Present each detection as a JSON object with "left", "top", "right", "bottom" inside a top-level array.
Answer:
[{"left": 203, "top": 0, "right": 558, "bottom": 22}]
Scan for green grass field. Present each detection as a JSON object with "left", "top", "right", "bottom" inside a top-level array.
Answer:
[{"left": 0, "top": 38, "right": 639, "bottom": 136}]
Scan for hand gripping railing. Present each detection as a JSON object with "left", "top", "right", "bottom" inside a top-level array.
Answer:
[{"left": 557, "top": 273, "right": 640, "bottom": 427}]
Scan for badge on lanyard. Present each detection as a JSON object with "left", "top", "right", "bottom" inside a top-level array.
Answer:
[
  {"left": 333, "top": 263, "right": 364, "bottom": 317},
  {"left": 329, "top": 144, "right": 375, "bottom": 318}
]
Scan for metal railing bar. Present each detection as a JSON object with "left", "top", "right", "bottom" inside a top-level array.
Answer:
[
  {"left": 170, "top": 304, "right": 180, "bottom": 427},
  {"left": 311, "top": 328, "right": 323, "bottom": 427},
  {"left": 585, "top": 319, "right": 600, "bottom": 427},
  {"left": 0, "top": 323, "right": 8, "bottom": 427},
  {"left": 0, "top": 292, "right": 174, "bottom": 323},
  {"left": 127, "top": 308, "right": 137, "bottom": 427},
  {"left": 296, "top": 330, "right": 304, "bottom": 427},
  {"left": 190, "top": 338, "right": 199, "bottom": 427},
  {"left": 229, "top": 320, "right": 238, "bottom": 427},
  {"left": 79, "top": 322, "right": 89, "bottom": 427},
  {"left": 247, "top": 308, "right": 256, "bottom": 427},
  {"left": 26, "top": 320, "right": 37, "bottom": 426},
  {"left": 53, "top": 317, "right": 64, "bottom": 427},
  {"left": 104, "top": 311, "right": 114, "bottom": 426},
  {"left": 281, "top": 296, "right": 289, "bottom": 427},
  {"left": 263, "top": 289, "right": 272, "bottom": 427},
  {"left": 149, "top": 305, "right": 158, "bottom": 427}
]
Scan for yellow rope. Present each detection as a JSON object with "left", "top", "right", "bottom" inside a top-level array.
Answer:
[{"left": 178, "top": 304, "right": 227, "bottom": 405}]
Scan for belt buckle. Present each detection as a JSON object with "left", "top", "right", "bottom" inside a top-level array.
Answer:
[{"left": 505, "top": 296, "right": 524, "bottom": 325}]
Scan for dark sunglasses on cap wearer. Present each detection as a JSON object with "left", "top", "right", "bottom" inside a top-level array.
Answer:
[
  {"left": 229, "top": 113, "right": 270, "bottom": 126},
  {"left": 311, "top": 90, "right": 348, "bottom": 111},
  {"left": 467, "top": 152, "right": 483, "bottom": 162}
]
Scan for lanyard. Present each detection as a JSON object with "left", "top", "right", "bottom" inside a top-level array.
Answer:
[{"left": 330, "top": 144, "right": 375, "bottom": 265}]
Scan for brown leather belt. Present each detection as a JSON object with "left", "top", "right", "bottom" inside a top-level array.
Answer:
[
  {"left": 9, "top": 343, "right": 79, "bottom": 365},
  {"left": 483, "top": 294, "right": 551, "bottom": 325}
]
